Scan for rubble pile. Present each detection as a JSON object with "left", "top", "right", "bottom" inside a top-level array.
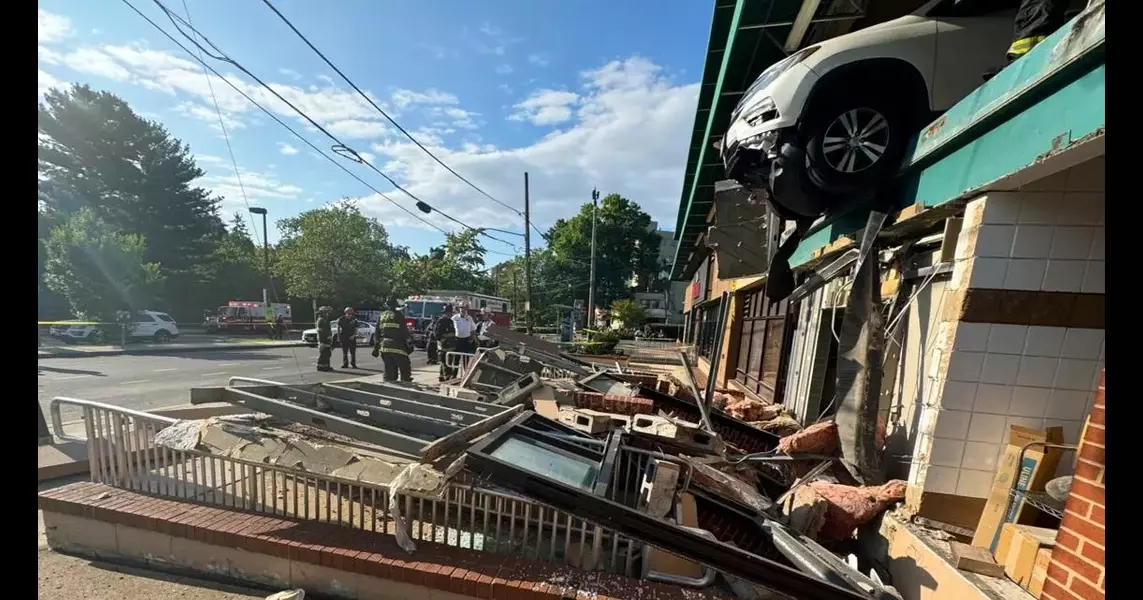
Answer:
[{"left": 183, "top": 327, "right": 903, "bottom": 600}]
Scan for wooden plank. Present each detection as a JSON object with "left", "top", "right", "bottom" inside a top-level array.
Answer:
[{"left": 950, "top": 541, "right": 1006, "bottom": 578}]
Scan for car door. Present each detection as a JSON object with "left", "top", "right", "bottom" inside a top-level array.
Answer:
[
  {"left": 928, "top": 0, "right": 1019, "bottom": 110},
  {"left": 132, "top": 313, "right": 157, "bottom": 338}
]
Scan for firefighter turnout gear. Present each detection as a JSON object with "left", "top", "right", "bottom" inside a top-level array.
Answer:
[
  {"left": 426, "top": 314, "right": 439, "bottom": 365},
  {"left": 316, "top": 306, "right": 333, "bottom": 372},
  {"left": 434, "top": 306, "right": 458, "bottom": 381},
  {"left": 375, "top": 308, "right": 412, "bottom": 382},
  {"left": 337, "top": 308, "right": 359, "bottom": 369},
  {"left": 1009, "top": 0, "right": 1067, "bottom": 61}
]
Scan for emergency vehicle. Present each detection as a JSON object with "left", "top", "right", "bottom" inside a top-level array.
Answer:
[
  {"left": 203, "top": 301, "right": 293, "bottom": 333},
  {"left": 401, "top": 291, "right": 512, "bottom": 348}
]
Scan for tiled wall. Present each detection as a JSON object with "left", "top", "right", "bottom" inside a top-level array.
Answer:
[{"left": 912, "top": 158, "right": 1105, "bottom": 499}]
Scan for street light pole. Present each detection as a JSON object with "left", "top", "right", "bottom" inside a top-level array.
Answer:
[
  {"left": 249, "top": 207, "right": 270, "bottom": 305},
  {"left": 587, "top": 188, "right": 600, "bottom": 328},
  {"left": 524, "top": 173, "right": 533, "bottom": 335}
]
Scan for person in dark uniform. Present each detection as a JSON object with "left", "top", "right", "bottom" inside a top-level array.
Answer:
[
  {"left": 274, "top": 314, "right": 285, "bottom": 340},
  {"left": 433, "top": 304, "right": 458, "bottom": 381},
  {"left": 315, "top": 306, "right": 333, "bottom": 372},
  {"left": 373, "top": 300, "right": 412, "bottom": 382},
  {"left": 336, "top": 307, "right": 359, "bottom": 369},
  {"left": 425, "top": 313, "right": 440, "bottom": 365}
]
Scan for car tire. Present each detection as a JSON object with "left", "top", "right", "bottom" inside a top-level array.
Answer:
[
  {"left": 801, "top": 90, "right": 912, "bottom": 197},
  {"left": 154, "top": 330, "right": 171, "bottom": 344}
]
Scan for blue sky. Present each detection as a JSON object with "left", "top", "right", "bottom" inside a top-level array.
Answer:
[{"left": 38, "top": 1, "right": 711, "bottom": 261}]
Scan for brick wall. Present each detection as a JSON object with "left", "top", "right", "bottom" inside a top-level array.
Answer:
[{"left": 1043, "top": 369, "right": 1105, "bottom": 600}]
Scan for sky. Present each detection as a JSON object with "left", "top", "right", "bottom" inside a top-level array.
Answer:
[{"left": 37, "top": 0, "right": 712, "bottom": 262}]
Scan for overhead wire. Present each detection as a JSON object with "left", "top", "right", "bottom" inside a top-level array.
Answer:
[
  {"left": 147, "top": 0, "right": 519, "bottom": 251},
  {"left": 120, "top": 0, "right": 450, "bottom": 237},
  {"left": 256, "top": 0, "right": 526, "bottom": 223}
]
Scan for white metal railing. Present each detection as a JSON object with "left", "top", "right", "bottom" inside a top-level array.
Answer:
[{"left": 50, "top": 397, "right": 651, "bottom": 576}]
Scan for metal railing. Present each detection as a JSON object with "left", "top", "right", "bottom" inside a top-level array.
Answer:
[{"left": 49, "top": 397, "right": 662, "bottom": 578}]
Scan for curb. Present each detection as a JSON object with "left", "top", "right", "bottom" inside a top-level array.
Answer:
[{"left": 38, "top": 341, "right": 309, "bottom": 359}]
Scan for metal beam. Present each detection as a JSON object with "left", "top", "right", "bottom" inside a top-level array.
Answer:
[
  {"left": 337, "top": 380, "right": 503, "bottom": 416},
  {"left": 218, "top": 387, "right": 426, "bottom": 458},
  {"left": 319, "top": 383, "right": 494, "bottom": 427},
  {"left": 277, "top": 385, "right": 461, "bottom": 437}
]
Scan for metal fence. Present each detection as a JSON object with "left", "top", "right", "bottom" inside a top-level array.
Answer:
[{"left": 50, "top": 397, "right": 656, "bottom": 577}]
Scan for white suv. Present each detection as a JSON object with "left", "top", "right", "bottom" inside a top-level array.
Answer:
[
  {"left": 720, "top": 0, "right": 1024, "bottom": 216},
  {"left": 63, "top": 310, "right": 180, "bottom": 344}
]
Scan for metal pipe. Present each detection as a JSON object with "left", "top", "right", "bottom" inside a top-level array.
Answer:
[
  {"left": 51, "top": 396, "right": 176, "bottom": 442},
  {"left": 679, "top": 352, "right": 714, "bottom": 432}
]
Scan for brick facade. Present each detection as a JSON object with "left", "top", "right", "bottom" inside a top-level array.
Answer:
[{"left": 1043, "top": 370, "right": 1105, "bottom": 600}]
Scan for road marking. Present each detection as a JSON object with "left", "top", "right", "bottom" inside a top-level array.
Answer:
[
  {"left": 52, "top": 375, "right": 90, "bottom": 381},
  {"left": 153, "top": 368, "right": 178, "bottom": 372},
  {"left": 122, "top": 379, "right": 150, "bottom": 385},
  {"left": 262, "top": 366, "right": 284, "bottom": 371},
  {"left": 217, "top": 363, "right": 238, "bottom": 367},
  {"left": 201, "top": 372, "right": 227, "bottom": 377}
]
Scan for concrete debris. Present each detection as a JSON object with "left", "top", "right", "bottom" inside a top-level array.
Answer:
[
  {"left": 389, "top": 455, "right": 467, "bottom": 553},
  {"left": 264, "top": 591, "right": 305, "bottom": 600},
  {"left": 750, "top": 416, "right": 802, "bottom": 437},
  {"left": 683, "top": 457, "right": 774, "bottom": 516},
  {"left": 784, "top": 486, "right": 828, "bottom": 538},
  {"left": 724, "top": 398, "right": 783, "bottom": 423},
  {"left": 793, "top": 480, "right": 907, "bottom": 541},
  {"left": 776, "top": 421, "right": 839, "bottom": 456}
]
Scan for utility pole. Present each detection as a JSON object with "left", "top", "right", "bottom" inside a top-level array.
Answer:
[
  {"left": 587, "top": 188, "right": 600, "bottom": 328},
  {"left": 249, "top": 207, "right": 270, "bottom": 305},
  {"left": 512, "top": 270, "right": 519, "bottom": 323},
  {"left": 523, "top": 172, "right": 533, "bottom": 335}
]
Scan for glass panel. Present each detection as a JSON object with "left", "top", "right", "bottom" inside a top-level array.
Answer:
[{"left": 489, "top": 435, "right": 599, "bottom": 492}]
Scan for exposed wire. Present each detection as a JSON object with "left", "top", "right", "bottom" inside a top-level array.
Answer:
[
  {"left": 257, "top": 0, "right": 525, "bottom": 222},
  {"left": 148, "top": 0, "right": 517, "bottom": 250},
  {"left": 120, "top": 0, "right": 450, "bottom": 237}
]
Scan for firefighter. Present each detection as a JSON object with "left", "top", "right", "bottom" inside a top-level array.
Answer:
[
  {"left": 337, "top": 307, "right": 359, "bottom": 369},
  {"left": 425, "top": 312, "right": 440, "bottom": 365},
  {"left": 373, "top": 299, "right": 412, "bottom": 382},
  {"left": 315, "top": 306, "right": 333, "bottom": 372},
  {"left": 1007, "top": 0, "right": 1067, "bottom": 63},
  {"left": 434, "top": 304, "right": 458, "bottom": 381}
]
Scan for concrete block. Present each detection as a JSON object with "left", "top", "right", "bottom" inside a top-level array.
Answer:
[
  {"left": 556, "top": 408, "right": 613, "bottom": 434},
  {"left": 636, "top": 459, "right": 681, "bottom": 518},
  {"left": 630, "top": 414, "right": 724, "bottom": 454}
]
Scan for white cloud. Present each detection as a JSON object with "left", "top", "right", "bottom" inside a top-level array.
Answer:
[
  {"left": 197, "top": 167, "right": 303, "bottom": 210},
  {"left": 508, "top": 90, "right": 579, "bottom": 126},
  {"left": 495, "top": 64, "right": 514, "bottom": 75},
  {"left": 326, "top": 119, "right": 389, "bottom": 139},
  {"left": 175, "top": 101, "right": 246, "bottom": 131},
  {"left": 38, "top": 10, "right": 73, "bottom": 43},
  {"left": 61, "top": 47, "right": 132, "bottom": 81},
  {"left": 390, "top": 88, "right": 458, "bottom": 109},
  {"left": 278, "top": 143, "right": 300, "bottom": 156},
  {"left": 278, "top": 68, "right": 302, "bottom": 80},
  {"left": 355, "top": 57, "right": 699, "bottom": 238},
  {"left": 38, "top": 70, "right": 64, "bottom": 97},
  {"left": 527, "top": 53, "right": 551, "bottom": 67}
]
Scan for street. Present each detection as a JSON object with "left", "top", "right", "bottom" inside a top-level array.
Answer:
[{"left": 39, "top": 345, "right": 430, "bottom": 423}]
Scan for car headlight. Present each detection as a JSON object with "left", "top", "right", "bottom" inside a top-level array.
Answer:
[{"left": 742, "top": 97, "right": 778, "bottom": 127}]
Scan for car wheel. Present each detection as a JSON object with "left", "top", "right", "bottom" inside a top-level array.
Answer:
[
  {"left": 89, "top": 330, "right": 106, "bottom": 344},
  {"left": 801, "top": 91, "right": 911, "bottom": 197},
  {"left": 153, "top": 330, "right": 171, "bottom": 344}
]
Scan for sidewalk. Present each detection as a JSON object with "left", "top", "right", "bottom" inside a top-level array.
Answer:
[{"left": 38, "top": 337, "right": 307, "bottom": 359}]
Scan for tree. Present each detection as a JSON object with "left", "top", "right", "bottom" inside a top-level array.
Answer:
[
  {"left": 391, "top": 229, "right": 493, "bottom": 298},
  {"left": 43, "top": 209, "right": 164, "bottom": 321},
  {"left": 608, "top": 299, "right": 647, "bottom": 328},
  {"left": 273, "top": 200, "right": 400, "bottom": 307},
  {"left": 195, "top": 213, "right": 265, "bottom": 303},
  {"left": 38, "top": 84, "right": 225, "bottom": 319},
  {"left": 544, "top": 194, "right": 661, "bottom": 310}
]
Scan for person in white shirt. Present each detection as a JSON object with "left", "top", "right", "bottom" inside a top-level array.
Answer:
[
  {"left": 477, "top": 308, "right": 498, "bottom": 348},
  {"left": 452, "top": 305, "right": 477, "bottom": 353}
]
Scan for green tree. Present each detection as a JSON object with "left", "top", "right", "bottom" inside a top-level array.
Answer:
[
  {"left": 391, "top": 229, "right": 493, "bottom": 298},
  {"left": 43, "top": 209, "right": 165, "bottom": 321},
  {"left": 608, "top": 298, "right": 647, "bottom": 328},
  {"left": 273, "top": 200, "right": 400, "bottom": 307},
  {"left": 196, "top": 213, "right": 265, "bottom": 303},
  {"left": 544, "top": 194, "right": 661, "bottom": 310},
  {"left": 38, "top": 84, "right": 225, "bottom": 319}
]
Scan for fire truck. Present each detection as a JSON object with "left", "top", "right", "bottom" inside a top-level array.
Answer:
[
  {"left": 203, "top": 301, "right": 293, "bottom": 333},
  {"left": 401, "top": 291, "right": 512, "bottom": 348}
]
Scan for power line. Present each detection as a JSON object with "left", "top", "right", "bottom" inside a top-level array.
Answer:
[
  {"left": 147, "top": 0, "right": 518, "bottom": 250},
  {"left": 257, "top": 0, "right": 525, "bottom": 223},
  {"left": 120, "top": 0, "right": 451, "bottom": 238}
]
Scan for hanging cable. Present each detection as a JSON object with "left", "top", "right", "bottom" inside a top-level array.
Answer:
[
  {"left": 120, "top": 0, "right": 450, "bottom": 236},
  {"left": 257, "top": 0, "right": 525, "bottom": 223},
  {"left": 147, "top": 0, "right": 518, "bottom": 250}
]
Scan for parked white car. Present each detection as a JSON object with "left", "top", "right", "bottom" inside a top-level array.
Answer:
[
  {"left": 301, "top": 321, "right": 376, "bottom": 347},
  {"left": 720, "top": 0, "right": 1024, "bottom": 215},
  {"left": 62, "top": 311, "right": 180, "bottom": 344}
]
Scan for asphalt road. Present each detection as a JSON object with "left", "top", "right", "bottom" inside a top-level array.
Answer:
[{"left": 39, "top": 344, "right": 430, "bottom": 423}]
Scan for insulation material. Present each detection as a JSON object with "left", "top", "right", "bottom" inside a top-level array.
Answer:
[
  {"left": 751, "top": 416, "right": 802, "bottom": 438},
  {"left": 777, "top": 421, "right": 839, "bottom": 455},
  {"left": 798, "top": 480, "right": 907, "bottom": 541}
]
